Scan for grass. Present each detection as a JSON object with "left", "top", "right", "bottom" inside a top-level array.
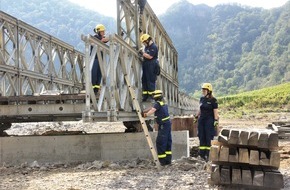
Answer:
[{"left": 218, "top": 82, "right": 290, "bottom": 118}]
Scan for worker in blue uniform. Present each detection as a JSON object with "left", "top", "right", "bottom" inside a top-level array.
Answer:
[
  {"left": 91, "top": 24, "right": 108, "bottom": 96},
  {"left": 194, "top": 83, "right": 219, "bottom": 161},
  {"left": 139, "top": 34, "right": 159, "bottom": 102},
  {"left": 142, "top": 90, "right": 172, "bottom": 166}
]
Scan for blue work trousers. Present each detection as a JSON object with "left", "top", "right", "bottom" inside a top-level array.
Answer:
[
  {"left": 156, "top": 122, "right": 172, "bottom": 165},
  {"left": 92, "top": 58, "right": 102, "bottom": 93},
  {"left": 142, "top": 61, "right": 157, "bottom": 100},
  {"left": 197, "top": 116, "right": 215, "bottom": 158}
]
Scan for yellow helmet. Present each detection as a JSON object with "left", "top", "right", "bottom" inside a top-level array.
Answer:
[
  {"left": 201, "top": 83, "right": 213, "bottom": 92},
  {"left": 94, "top": 24, "right": 106, "bottom": 33},
  {"left": 140, "top": 34, "right": 150, "bottom": 43},
  {"left": 153, "top": 90, "right": 163, "bottom": 98}
]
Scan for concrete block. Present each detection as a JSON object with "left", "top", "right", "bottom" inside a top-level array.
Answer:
[{"left": 0, "top": 131, "right": 189, "bottom": 165}]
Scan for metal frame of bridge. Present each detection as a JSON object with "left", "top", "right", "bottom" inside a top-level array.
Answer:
[{"left": 0, "top": 0, "right": 197, "bottom": 126}]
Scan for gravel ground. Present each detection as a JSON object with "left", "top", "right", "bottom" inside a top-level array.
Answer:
[
  {"left": 2, "top": 115, "right": 290, "bottom": 189},
  {"left": 2, "top": 121, "right": 215, "bottom": 190},
  {"left": 0, "top": 157, "right": 214, "bottom": 190},
  {"left": 6, "top": 121, "right": 127, "bottom": 136}
]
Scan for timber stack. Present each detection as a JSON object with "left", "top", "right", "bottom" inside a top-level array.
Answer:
[
  {"left": 209, "top": 128, "right": 284, "bottom": 189},
  {"left": 267, "top": 121, "right": 290, "bottom": 139}
]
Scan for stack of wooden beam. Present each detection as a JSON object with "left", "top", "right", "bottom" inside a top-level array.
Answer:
[
  {"left": 209, "top": 128, "right": 284, "bottom": 189},
  {"left": 268, "top": 121, "right": 290, "bottom": 138}
]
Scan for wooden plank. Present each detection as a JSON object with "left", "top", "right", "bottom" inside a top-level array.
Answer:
[
  {"left": 259, "top": 151, "right": 269, "bottom": 166},
  {"left": 238, "top": 148, "right": 249, "bottom": 164},
  {"left": 252, "top": 170, "right": 264, "bottom": 187},
  {"left": 268, "top": 133, "right": 279, "bottom": 151},
  {"left": 272, "top": 121, "right": 289, "bottom": 126},
  {"left": 228, "top": 130, "right": 239, "bottom": 145},
  {"left": 279, "top": 126, "right": 290, "bottom": 131},
  {"left": 241, "top": 168, "right": 252, "bottom": 186},
  {"left": 270, "top": 151, "right": 280, "bottom": 168},
  {"left": 249, "top": 150, "right": 259, "bottom": 165},
  {"left": 270, "top": 123, "right": 279, "bottom": 132},
  {"left": 209, "top": 145, "right": 219, "bottom": 162},
  {"left": 248, "top": 131, "right": 259, "bottom": 147},
  {"left": 210, "top": 164, "right": 220, "bottom": 184},
  {"left": 258, "top": 132, "right": 269, "bottom": 149},
  {"left": 218, "top": 135, "right": 228, "bottom": 144},
  {"left": 264, "top": 170, "right": 284, "bottom": 189},
  {"left": 229, "top": 148, "right": 239, "bottom": 163},
  {"left": 238, "top": 131, "right": 249, "bottom": 145},
  {"left": 220, "top": 128, "right": 230, "bottom": 137},
  {"left": 220, "top": 166, "right": 231, "bottom": 184},
  {"left": 231, "top": 167, "right": 242, "bottom": 185},
  {"left": 219, "top": 146, "right": 229, "bottom": 162}
]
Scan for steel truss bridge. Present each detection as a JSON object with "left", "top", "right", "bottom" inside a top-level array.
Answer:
[{"left": 0, "top": 0, "right": 197, "bottom": 131}]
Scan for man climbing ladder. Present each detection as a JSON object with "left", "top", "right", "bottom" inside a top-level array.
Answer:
[{"left": 142, "top": 90, "right": 172, "bottom": 166}]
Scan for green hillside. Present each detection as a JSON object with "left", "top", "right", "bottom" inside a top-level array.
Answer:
[
  {"left": 160, "top": 1, "right": 290, "bottom": 95},
  {"left": 1, "top": 0, "right": 290, "bottom": 96},
  {"left": 0, "top": 0, "right": 116, "bottom": 50},
  {"left": 218, "top": 82, "right": 290, "bottom": 118}
]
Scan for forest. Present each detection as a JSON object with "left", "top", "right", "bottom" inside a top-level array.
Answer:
[{"left": 1, "top": 0, "right": 290, "bottom": 96}]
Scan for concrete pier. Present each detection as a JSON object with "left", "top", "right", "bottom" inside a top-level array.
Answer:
[{"left": 0, "top": 131, "right": 189, "bottom": 165}]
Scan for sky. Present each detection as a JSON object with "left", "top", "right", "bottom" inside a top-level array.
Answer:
[{"left": 68, "top": 0, "right": 289, "bottom": 17}]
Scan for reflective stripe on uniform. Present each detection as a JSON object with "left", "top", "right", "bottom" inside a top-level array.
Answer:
[
  {"left": 158, "top": 154, "right": 166, "bottom": 158},
  {"left": 199, "top": 146, "right": 211, "bottom": 150},
  {"left": 162, "top": 116, "right": 170, "bottom": 121},
  {"left": 148, "top": 91, "right": 154, "bottom": 95},
  {"left": 143, "top": 91, "right": 148, "bottom": 94},
  {"left": 92, "top": 85, "right": 100, "bottom": 89},
  {"left": 158, "top": 101, "right": 164, "bottom": 106},
  {"left": 165, "top": 151, "right": 172, "bottom": 155}
]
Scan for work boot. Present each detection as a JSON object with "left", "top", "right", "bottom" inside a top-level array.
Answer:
[
  {"left": 159, "top": 159, "right": 167, "bottom": 166},
  {"left": 198, "top": 151, "right": 206, "bottom": 161},
  {"left": 94, "top": 89, "right": 100, "bottom": 99},
  {"left": 165, "top": 160, "right": 172, "bottom": 165}
]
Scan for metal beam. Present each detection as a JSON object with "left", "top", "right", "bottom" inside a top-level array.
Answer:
[{"left": 0, "top": 5, "right": 197, "bottom": 124}]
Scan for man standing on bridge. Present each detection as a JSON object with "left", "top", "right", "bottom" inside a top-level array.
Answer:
[
  {"left": 142, "top": 90, "right": 172, "bottom": 166},
  {"left": 139, "top": 33, "right": 159, "bottom": 102},
  {"left": 91, "top": 24, "right": 109, "bottom": 96},
  {"left": 194, "top": 83, "right": 219, "bottom": 161}
]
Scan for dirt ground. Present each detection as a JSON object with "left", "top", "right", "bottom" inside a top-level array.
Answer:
[{"left": 1, "top": 112, "right": 290, "bottom": 189}]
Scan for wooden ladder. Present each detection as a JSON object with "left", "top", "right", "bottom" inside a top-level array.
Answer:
[{"left": 123, "top": 76, "right": 161, "bottom": 171}]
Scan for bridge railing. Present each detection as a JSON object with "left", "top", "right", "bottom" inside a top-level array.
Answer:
[
  {"left": 0, "top": 11, "right": 85, "bottom": 97},
  {"left": 82, "top": 34, "right": 141, "bottom": 120},
  {"left": 0, "top": 8, "right": 197, "bottom": 123},
  {"left": 82, "top": 33, "right": 197, "bottom": 121}
]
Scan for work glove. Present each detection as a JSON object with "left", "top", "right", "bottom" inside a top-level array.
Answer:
[
  {"left": 193, "top": 114, "right": 198, "bottom": 123},
  {"left": 214, "top": 120, "right": 219, "bottom": 129}
]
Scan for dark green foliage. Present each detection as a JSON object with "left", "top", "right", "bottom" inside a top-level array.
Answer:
[
  {"left": 160, "top": 0, "right": 290, "bottom": 96},
  {"left": 1, "top": 0, "right": 290, "bottom": 96},
  {"left": 0, "top": 0, "right": 116, "bottom": 51}
]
